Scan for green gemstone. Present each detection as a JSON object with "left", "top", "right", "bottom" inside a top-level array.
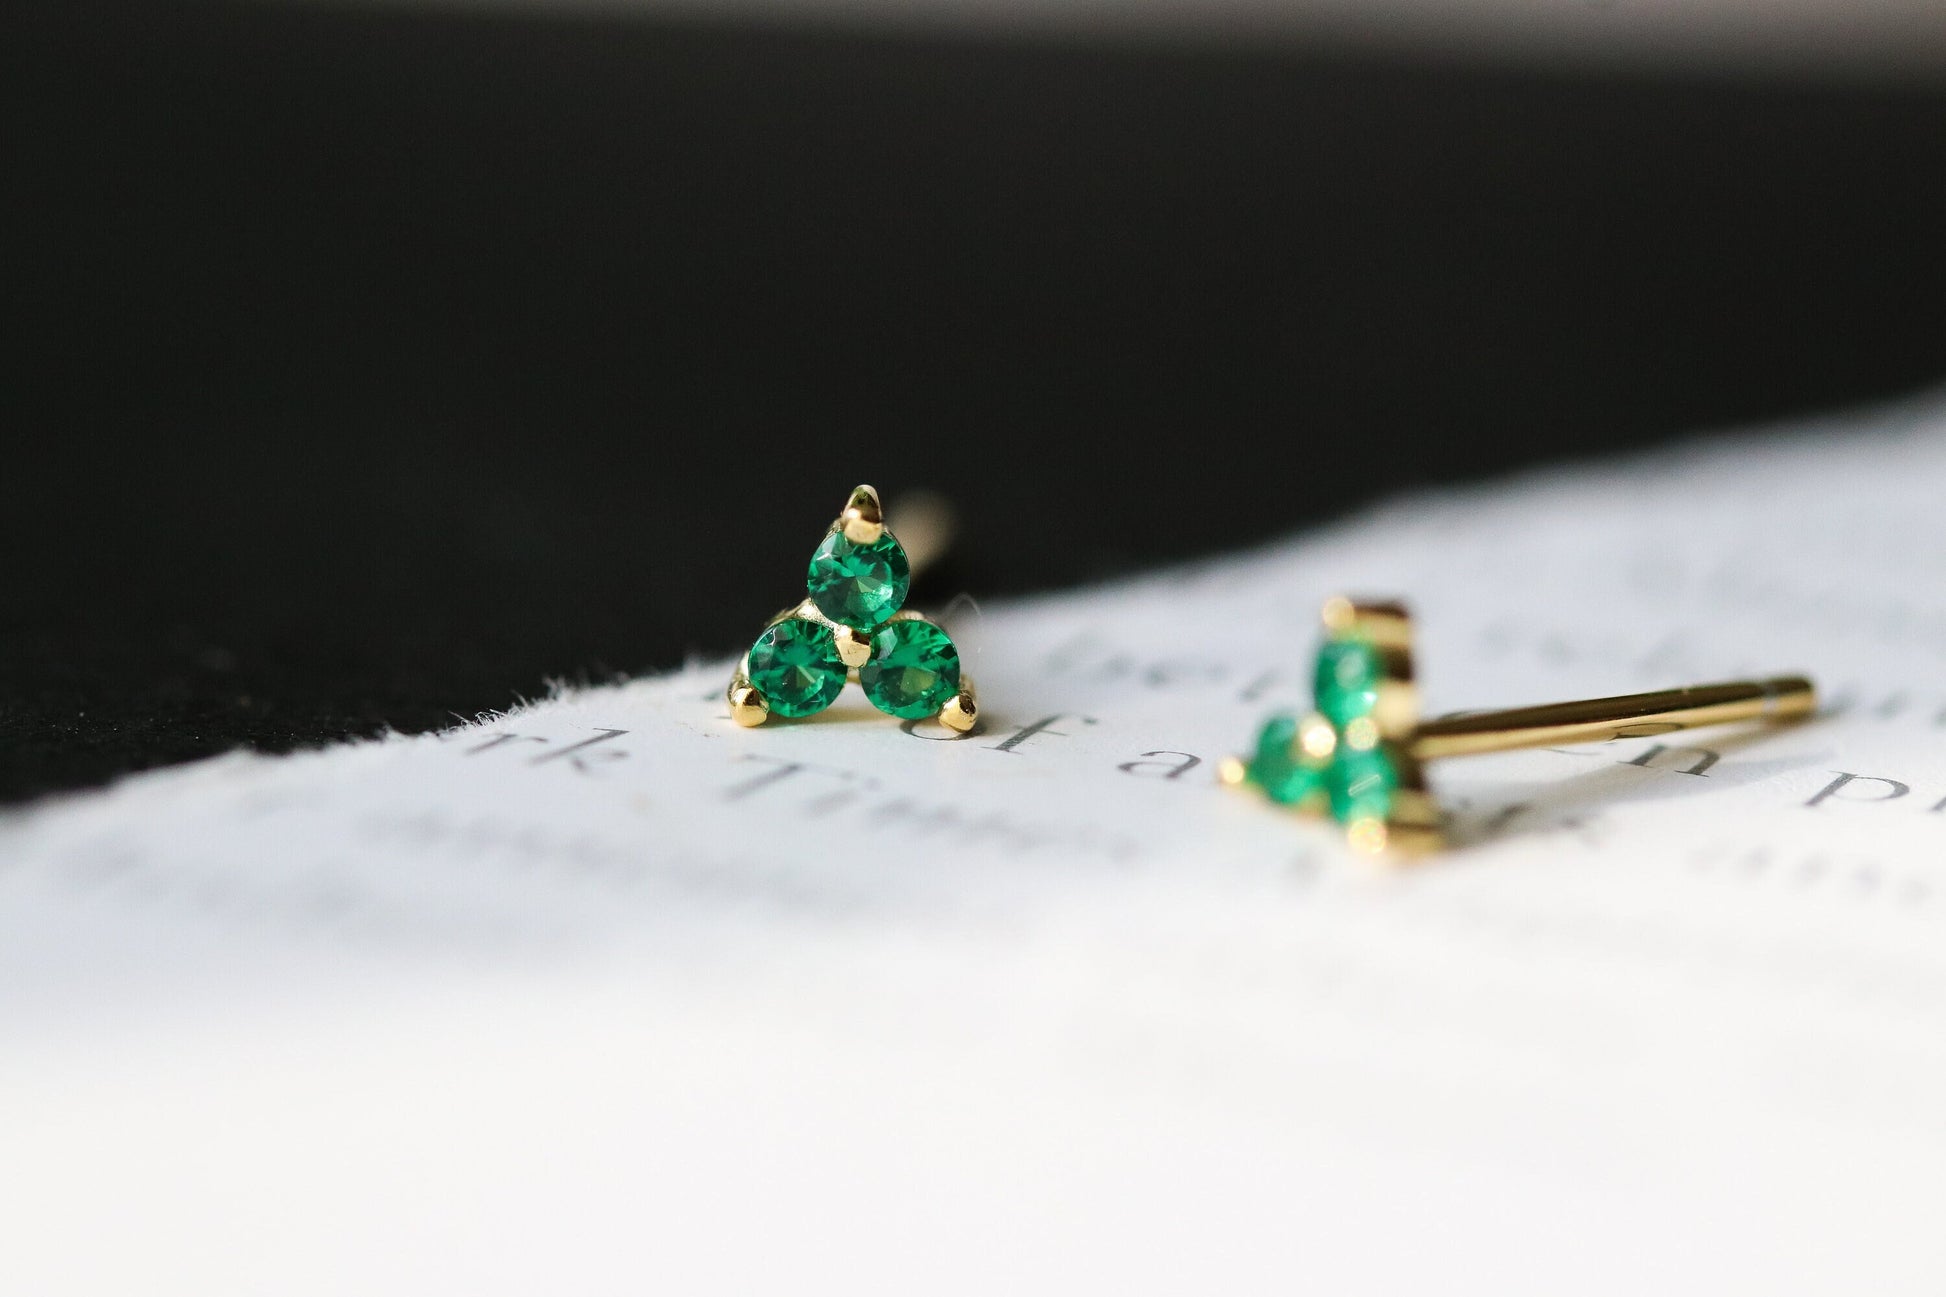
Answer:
[
  {"left": 1246, "top": 712, "right": 1323, "bottom": 806},
  {"left": 745, "top": 618, "right": 846, "bottom": 718},
  {"left": 807, "top": 528, "right": 910, "bottom": 630},
  {"left": 1327, "top": 745, "right": 1397, "bottom": 823},
  {"left": 1314, "top": 636, "right": 1382, "bottom": 726},
  {"left": 858, "top": 618, "right": 961, "bottom": 718}
]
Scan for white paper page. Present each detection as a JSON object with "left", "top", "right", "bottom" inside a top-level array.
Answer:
[{"left": 6, "top": 397, "right": 1946, "bottom": 1294}]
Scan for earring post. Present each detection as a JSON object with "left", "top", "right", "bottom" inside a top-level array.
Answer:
[
  {"left": 1408, "top": 676, "right": 1816, "bottom": 760},
  {"left": 885, "top": 489, "right": 955, "bottom": 580}
]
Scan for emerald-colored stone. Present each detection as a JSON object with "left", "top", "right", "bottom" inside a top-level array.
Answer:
[
  {"left": 858, "top": 618, "right": 960, "bottom": 718},
  {"left": 1314, "top": 636, "right": 1382, "bottom": 726},
  {"left": 806, "top": 528, "right": 909, "bottom": 630},
  {"left": 1327, "top": 745, "right": 1397, "bottom": 823},
  {"left": 1246, "top": 712, "right": 1323, "bottom": 806},
  {"left": 745, "top": 618, "right": 846, "bottom": 718}
]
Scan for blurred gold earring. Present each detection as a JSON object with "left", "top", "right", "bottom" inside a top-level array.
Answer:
[{"left": 1222, "top": 596, "right": 1814, "bottom": 855}]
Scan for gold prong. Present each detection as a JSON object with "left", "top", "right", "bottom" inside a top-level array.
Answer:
[
  {"left": 1217, "top": 755, "right": 1249, "bottom": 787},
  {"left": 1299, "top": 713, "right": 1337, "bottom": 760},
  {"left": 940, "top": 678, "right": 979, "bottom": 732},
  {"left": 1337, "top": 598, "right": 1414, "bottom": 651},
  {"left": 832, "top": 624, "right": 871, "bottom": 669},
  {"left": 840, "top": 484, "right": 885, "bottom": 544},
  {"left": 1344, "top": 818, "right": 1389, "bottom": 855},
  {"left": 728, "top": 682, "right": 769, "bottom": 727},
  {"left": 1320, "top": 595, "right": 1357, "bottom": 634}
]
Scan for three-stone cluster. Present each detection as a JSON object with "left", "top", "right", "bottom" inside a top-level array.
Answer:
[
  {"left": 1242, "top": 629, "right": 1399, "bottom": 827},
  {"left": 731, "top": 485, "right": 966, "bottom": 725}
]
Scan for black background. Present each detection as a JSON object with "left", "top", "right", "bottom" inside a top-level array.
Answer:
[{"left": 5, "top": 0, "right": 1945, "bottom": 804}]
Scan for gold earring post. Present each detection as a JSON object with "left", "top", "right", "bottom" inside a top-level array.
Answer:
[
  {"left": 883, "top": 489, "right": 954, "bottom": 579},
  {"left": 1409, "top": 676, "right": 1816, "bottom": 760}
]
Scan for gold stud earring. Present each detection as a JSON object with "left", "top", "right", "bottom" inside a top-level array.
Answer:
[
  {"left": 726, "top": 484, "right": 977, "bottom": 731},
  {"left": 1221, "top": 597, "right": 1815, "bottom": 855}
]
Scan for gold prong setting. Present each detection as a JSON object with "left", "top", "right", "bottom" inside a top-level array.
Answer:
[
  {"left": 839, "top": 484, "right": 886, "bottom": 545},
  {"left": 1226, "top": 598, "right": 1440, "bottom": 857},
  {"left": 939, "top": 678, "right": 979, "bottom": 733},
  {"left": 728, "top": 484, "right": 976, "bottom": 731},
  {"left": 831, "top": 624, "right": 872, "bottom": 670},
  {"left": 726, "top": 676, "right": 770, "bottom": 728}
]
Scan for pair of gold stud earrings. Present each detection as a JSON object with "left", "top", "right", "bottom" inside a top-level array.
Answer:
[{"left": 728, "top": 486, "right": 1817, "bottom": 855}]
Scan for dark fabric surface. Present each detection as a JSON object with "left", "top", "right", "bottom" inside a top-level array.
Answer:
[{"left": 5, "top": 0, "right": 1945, "bottom": 803}]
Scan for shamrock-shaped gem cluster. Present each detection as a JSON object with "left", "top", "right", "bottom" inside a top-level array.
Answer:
[
  {"left": 728, "top": 486, "right": 976, "bottom": 731},
  {"left": 1224, "top": 598, "right": 1438, "bottom": 854}
]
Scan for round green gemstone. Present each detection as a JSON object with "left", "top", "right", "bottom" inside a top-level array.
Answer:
[
  {"left": 1327, "top": 745, "right": 1397, "bottom": 824},
  {"left": 858, "top": 618, "right": 961, "bottom": 718},
  {"left": 1314, "top": 636, "right": 1382, "bottom": 726},
  {"left": 807, "top": 528, "right": 910, "bottom": 630},
  {"left": 1254, "top": 712, "right": 1298, "bottom": 764},
  {"left": 745, "top": 618, "right": 846, "bottom": 718},
  {"left": 1247, "top": 712, "right": 1323, "bottom": 806}
]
